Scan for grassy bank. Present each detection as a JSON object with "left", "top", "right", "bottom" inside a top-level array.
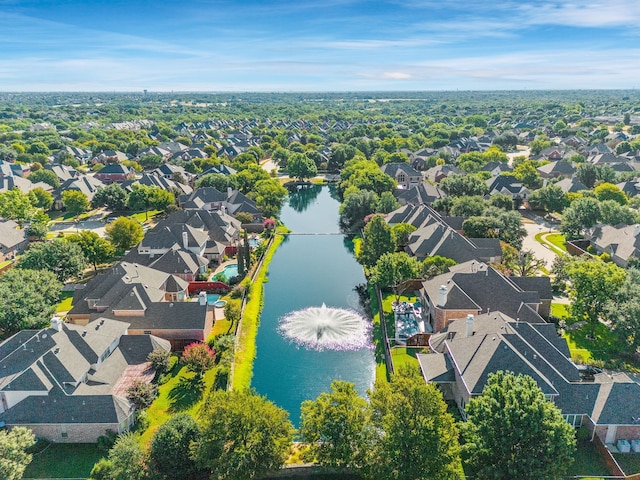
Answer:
[{"left": 232, "top": 233, "right": 284, "bottom": 390}]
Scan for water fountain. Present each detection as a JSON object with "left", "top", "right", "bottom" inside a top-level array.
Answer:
[{"left": 278, "top": 303, "right": 372, "bottom": 351}]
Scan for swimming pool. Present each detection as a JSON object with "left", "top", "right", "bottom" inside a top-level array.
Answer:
[
  {"left": 206, "top": 294, "right": 220, "bottom": 305},
  {"left": 221, "top": 263, "right": 238, "bottom": 280}
]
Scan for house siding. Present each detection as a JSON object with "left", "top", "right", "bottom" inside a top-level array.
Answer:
[{"left": 7, "top": 420, "right": 130, "bottom": 443}]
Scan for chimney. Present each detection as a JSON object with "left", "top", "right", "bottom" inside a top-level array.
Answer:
[
  {"left": 227, "top": 187, "right": 233, "bottom": 197},
  {"left": 50, "top": 316, "right": 63, "bottom": 332},
  {"left": 198, "top": 291, "right": 207, "bottom": 306},
  {"left": 182, "top": 231, "right": 189, "bottom": 249},
  {"left": 634, "top": 224, "right": 640, "bottom": 238},
  {"left": 466, "top": 314, "right": 474, "bottom": 338},
  {"left": 437, "top": 285, "right": 448, "bottom": 307}
]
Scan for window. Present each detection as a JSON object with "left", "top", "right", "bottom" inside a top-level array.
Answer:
[{"left": 144, "top": 330, "right": 151, "bottom": 335}]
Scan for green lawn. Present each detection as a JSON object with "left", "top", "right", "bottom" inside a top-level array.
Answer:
[
  {"left": 55, "top": 291, "right": 74, "bottom": 313},
  {"left": 48, "top": 209, "right": 100, "bottom": 223},
  {"left": 614, "top": 453, "right": 640, "bottom": 475},
  {"left": 551, "top": 302, "right": 570, "bottom": 319},
  {"left": 128, "top": 209, "right": 162, "bottom": 223},
  {"left": 390, "top": 347, "right": 424, "bottom": 370},
  {"left": 24, "top": 443, "right": 104, "bottom": 479},
  {"left": 565, "top": 441, "right": 611, "bottom": 478},
  {"left": 0, "top": 259, "right": 12, "bottom": 269},
  {"left": 563, "top": 319, "right": 623, "bottom": 365},
  {"left": 535, "top": 231, "right": 567, "bottom": 255},
  {"left": 138, "top": 358, "right": 218, "bottom": 446}
]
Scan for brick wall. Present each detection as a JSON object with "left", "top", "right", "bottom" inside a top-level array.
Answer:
[{"left": 8, "top": 422, "right": 121, "bottom": 443}]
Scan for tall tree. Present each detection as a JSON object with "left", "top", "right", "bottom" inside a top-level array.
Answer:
[
  {"left": 462, "top": 371, "right": 576, "bottom": 480},
  {"left": 367, "top": 367, "right": 464, "bottom": 480},
  {"left": 565, "top": 257, "right": 626, "bottom": 338},
  {"left": 62, "top": 190, "right": 90, "bottom": 217},
  {"left": 594, "top": 182, "right": 628, "bottom": 205},
  {"left": 0, "top": 427, "right": 36, "bottom": 480},
  {"left": 105, "top": 216, "right": 144, "bottom": 251},
  {"left": 17, "top": 238, "right": 86, "bottom": 282},
  {"left": 68, "top": 230, "right": 114, "bottom": 271},
  {"left": 92, "top": 183, "right": 129, "bottom": 211},
  {"left": 287, "top": 152, "right": 317, "bottom": 181},
  {"left": 252, "top": 179, "right": 288, "bottom": 218},
  {"left": 376, "top": 191, "right": 400, "bottom": 214},
  {"left": 370, "top": 252, "right": 421, "bottom": 303},
  {"left": 193, "top": 389, "right": 293, "bottom": 480},
  {"left": 149, "top": 413, "right": 203, "bottom": 480},
  {"left": 422, "top": 255, "right": 457, "bottom": 279},
  {"left": 28, "top": 187, "right": 54, "bottom": 210},
  {"left": 357, "top": 215, "right": 396, "bottom": 268},
  {"left": 29, "top": 169, "right": 60, "bottom": 188},
  {"left": 0, "top": 188, "right": 36, "bottom": 224},
  {"left": 0, "top": 269, "right": 62, "bottom": 340},
  {"left": 339, "top": 189, "right": 379, "bottom": 231},
  {"left": 560, "top": 196, "right": 601, "bottom": 240},
  {"left": 440, "top": 174, "right": 488, "bottom": 197},
  {"left": 528, "top": 184, "right": 567, "bottom": 213},
  {"left": 607, "top": 268, "right": 640, "bottom": 354},
  {"left": 299, "top": 380, "right": 371, "bottom": 471}
]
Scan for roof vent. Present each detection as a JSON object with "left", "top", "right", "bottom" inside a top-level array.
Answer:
[{"left": 169, "top": 303, "right": 174, "bottom": 307}]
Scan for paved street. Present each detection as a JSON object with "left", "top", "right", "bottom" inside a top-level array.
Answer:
[{"left": 520, "top": 213, "right": 559, "bottom": 269}]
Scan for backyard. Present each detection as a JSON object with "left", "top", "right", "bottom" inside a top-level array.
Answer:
[{"left": 24, "top": 443, "right": 104, "bottom": 479}]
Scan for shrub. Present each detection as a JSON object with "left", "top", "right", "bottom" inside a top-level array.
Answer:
[
  {"left": 97, "top": 430, "right": 117, "bottom": 453},
  {"left": 126, "top": 379, "right": 157, "bottom": 409},
  {"left": 147, "top": 349, "right": 171, "bottom": 375},
  {"left": 181, "top": 342, "right": 216, "bottom": 377}
]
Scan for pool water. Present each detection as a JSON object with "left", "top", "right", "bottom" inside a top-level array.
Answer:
[
  {"left": 206, "top": 294, "right": 220, "bottom": 305},
  {"left": 221, "top": 263, "right": 238, "bottom": 280}
]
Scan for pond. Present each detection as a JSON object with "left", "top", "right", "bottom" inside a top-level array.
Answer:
[{"left": 251, "top": 185, "right": 376, "bottom": 426}]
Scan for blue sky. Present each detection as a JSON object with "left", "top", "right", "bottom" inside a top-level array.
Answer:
[{"left": 1, "top": 0, "right": 639, "bottom": 91}]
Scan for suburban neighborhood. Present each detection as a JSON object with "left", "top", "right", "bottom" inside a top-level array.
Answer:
[{"left": 1, "top": 90, "right": 640, "bottom": 479}]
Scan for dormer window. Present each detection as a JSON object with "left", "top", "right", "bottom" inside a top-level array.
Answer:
[{"left": 87, "top": 299, "right": 98, "bottom": 309}]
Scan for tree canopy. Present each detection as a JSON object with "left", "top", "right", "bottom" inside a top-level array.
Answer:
[
  {"left": 17, "top": 238, "right": 86, "bottom": 282},
  {"left": 0, "top": 268, "right": 62, "bottom": 340},
  {"left": 105, "top": 216, "right": 144, "bottom": 251},
  {"left": 192, "top": 389, "right": 293, "bottom": 480},
  {"left": 0, "top": 427, "right": 36, "bottom": 480},
  {"left": 299, "top": 380, "right": 371, "bottom": 471},
  {"left": 462, "top": 371, "right": 576, "bottom": 480}
]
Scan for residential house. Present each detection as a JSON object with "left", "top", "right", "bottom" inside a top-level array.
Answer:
[
  {"left": 585, "top": 224, "right": 640, "bottom": 267},
  {"left": 93, "top": 150, "right": 128, "bottom": 164},
  {"left": 394, "top": 182, "right": 445, "bottom": 206},
  {"left": 122, "top": 173, "right": 192, "bottom": 197},
  {"left": 95, "top": 164, "right": 136, "bottom": 184},
  {"left": 380, "top": 163, "right": 423, "bottom": 190},
  {"left": 537, "top": 161, "right": 576, "bottom": 179},
  {"left": 420, "top": 312, "right": 640, "bottom": 444},
  {"left": 481, "top": 161, "right": 512, "bottom": 177},
  {"left": 417, "top": 261, "right": 551, "bottom": 333},
  {"left": 486, "top": 175, "right": 530, "bottom": 201},
  {"left": 66, "top": 262, "right": 212, "bottom": 350},
  {"left": 424, "top": 164, "right": 462, "bottom": 184},
  {"left": 152, "top": 209, "right": 241, "bottom": 263},
  {"left": 556, "top": 177, "right": 588, "bottom": 194},
  {"left": 0, "top": 317, "right": 170, "bottom": 442},
  {"left": 617, "top": 180, "right": 640, "bottom": 198},
  {"left": 53, "top": 175, "right": 105, "bottom": 209},
  {"left": 0, "top": 219, "right": 29, "bottom": 261},
  {"left": 179, "top": 187, "right": 262, "bottom": 221}
]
